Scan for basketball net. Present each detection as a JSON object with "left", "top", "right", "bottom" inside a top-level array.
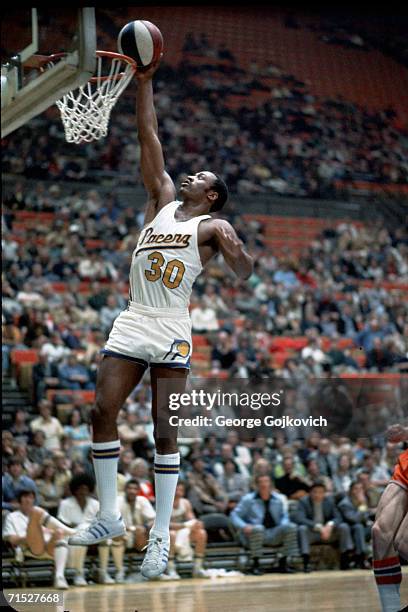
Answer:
[{"left": 46, "top": 51, "right": 137, "bottom": 144}]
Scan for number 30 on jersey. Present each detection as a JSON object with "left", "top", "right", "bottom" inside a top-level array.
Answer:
[{"left": 145, "top": 251, "right": 186, "bottom": 289}]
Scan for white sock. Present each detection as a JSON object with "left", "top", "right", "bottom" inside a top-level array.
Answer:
[
  {"left": 151, "top": 451, "right": 180, "bottom": 539},
  {"left": 42, "top": 513, "right": 76, "bottom": 536},
  {"left": 374, "top": 556, "right": 401, "bottom": 612},
  {"left": 92, "top": 440, "right": 121, "bottom": 520},
  {"left": 54, "top": 542, "right": 68, "bottom": 578},
  {"left": 194, "top": 556, "right": 203, "bottom": 571},
  {"left": 376, "top": 585, "right": 401, "bottom": 612}
]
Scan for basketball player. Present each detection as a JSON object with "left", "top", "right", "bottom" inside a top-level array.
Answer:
[
  {"left": 372, "top": 423, "right": 408, "bottom": 612},
  {"left": 69, "top": 57, "right": 253, "bottom": 582}
]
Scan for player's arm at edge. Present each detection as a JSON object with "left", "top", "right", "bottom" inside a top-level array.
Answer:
[
  {"left": 135, "top": 62, "right": 176, "bottom": 225},
  {"left": 210, "top": 218, "right": 253, "bottom": 280}
]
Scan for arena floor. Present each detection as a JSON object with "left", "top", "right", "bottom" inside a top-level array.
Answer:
[{"left": 4, "top": 570, "right": 408, "bottom": 612}]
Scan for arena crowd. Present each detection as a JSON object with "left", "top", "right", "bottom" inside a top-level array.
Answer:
[{"left": 2, "top": 32, "right": 407, "bottom": 587}]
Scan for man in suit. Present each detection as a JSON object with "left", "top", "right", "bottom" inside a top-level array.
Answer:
[
  {"left": 231, "top": 474, "right": 299, "bottom": 575},
  {"left": 337, "top": 480, "right": 374, "bottom": 569},
  {"left": 294, "top": 480, "right": 353, "bottom": 572},
  {"left": 311, "top": 438, "right": 338, "bottom": 479}
]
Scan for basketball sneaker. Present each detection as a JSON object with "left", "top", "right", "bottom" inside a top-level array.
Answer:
[
  {"left": 140, "top": 534, "right": 170, "bottom": 579},
  {"left": 54, "top": 575, "right": 69, "bottom": 590},
  {"left": 98, "top": 569, "right": 115, "bottom": 584},
  {"left": 68, "top": 514, "right": 125, "bottom": 546},
  {"left": 192, "top": 568, "right": 210, "bottom": 578},
  {"left": 73, "top": 573, "right": 87, "bottom": 587}
]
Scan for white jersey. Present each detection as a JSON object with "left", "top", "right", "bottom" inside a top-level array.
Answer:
[{"left": 129, "top": 201, "right": 211, "bottom": 310}]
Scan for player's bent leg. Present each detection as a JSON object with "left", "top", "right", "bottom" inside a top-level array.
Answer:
[
  {"left": 372, "top": 483, "right": 408, "bottom": 612},
  {"left": 372, "top": 483, "right": 407, "bottom": 559},
  {"left": 70, "top": 356, "right": 146, "bottom": 546},
  {"left": 141, "top": 366, "right": 187, "bottom": 579}
]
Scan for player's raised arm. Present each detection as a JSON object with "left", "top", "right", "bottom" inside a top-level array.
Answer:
[
  {"left": 210, "top": 218, "right": 253, "bottom": 280},
  {"left": 135, "top": 63, "right": 176, "bottom": 224}
]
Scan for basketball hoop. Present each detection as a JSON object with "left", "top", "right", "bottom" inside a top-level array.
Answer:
[{"left": 42, "top": 51, "right": 137, "bottom": 143}]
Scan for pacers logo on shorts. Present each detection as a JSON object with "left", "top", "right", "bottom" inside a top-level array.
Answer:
[{"left": 163, "top": 339, "right": 191, "bottom": 362}]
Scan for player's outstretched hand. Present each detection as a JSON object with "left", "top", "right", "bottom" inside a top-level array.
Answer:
[
  {"left": 135, "top": 53, "right": 163, "bottom": 81},
  {"left": 386, "top": 423, "right": 408, "bottom": 443}
]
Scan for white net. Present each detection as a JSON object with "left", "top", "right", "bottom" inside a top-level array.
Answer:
[{"left": 51, "top": 52, "right": 136, "bottom": 144}]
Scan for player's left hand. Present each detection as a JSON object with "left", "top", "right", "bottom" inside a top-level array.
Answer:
[{"left": 135, "top": 53, "right": 163, "bottom": 81}]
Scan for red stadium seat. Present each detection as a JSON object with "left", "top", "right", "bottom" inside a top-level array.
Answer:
[
  {"left": 46, "top": 389, "right": 95, "bottom": 403},
  {"left": 10, "top": 349, "right": 39, "bottom": 365}
]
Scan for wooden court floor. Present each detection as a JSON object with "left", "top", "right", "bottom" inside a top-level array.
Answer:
[{"left": 4, "top": 570, "right": 408, "bottom": 612}]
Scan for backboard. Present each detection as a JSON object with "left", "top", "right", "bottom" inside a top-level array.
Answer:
[{"left": 1, "top": 8, "right": 96, "bottom": 137}]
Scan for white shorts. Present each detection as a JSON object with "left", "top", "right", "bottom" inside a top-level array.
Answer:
[{"left": 102, "top": 301, "right": 192, "bottom": 370}]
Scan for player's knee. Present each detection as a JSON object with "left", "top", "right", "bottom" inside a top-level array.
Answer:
[
  {"left": 91, "top": 400, "right": 113, "bottom": 425},
  {"left": 372, "top": 520, "right": 385, "bottom": 545},
  {"left": 55, "top": 529, "right": 65, "bottom": 539}
]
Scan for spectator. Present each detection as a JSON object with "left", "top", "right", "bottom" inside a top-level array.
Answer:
[
  {"left": 2, "top": 488, "right": 74, "bottom": 589},
  {"left": 53, "top": 452, "right": 73, "bottom": 498},
  {"left": 35, "top": 460, "right": 64, "bottom": 516},
  {"left": 187, "top": 456, "right": 228, "bottom": 516},
  {"left": 30, "top": 400, "right": 65, "bottom": 451},
  {"left": 99, "top": 294, "right": 123, "bottom": 335},
  {"left": 213, "top": 443, "right": 250, "bottom": 480},
  {"left": 63, "top": 408, "right": 91, "bottom": 450},
  {"left": 28, "top": 430, "right": 53, "bottom": 466},
  {"left": 190, "top": 302, "right": 219, "bottom": 333},
  {"left": 228, "top": 351, "right": 255, "bottom": 378},
  {"left": 58, "top": 354, "right": 94, "bottom": 391},
  {"left": 2, "top": 431, "right": 15, "bottom": 462},
  {"left": 211, "top": 331, "right": 237, "bottom": 371},
  {"left": 366, "top": 337, "right": 395, "bottom": 371},
  {"left": 3, "top": 459, "right": 37, "bottom": 511},
  {"left": 8, "top": 408, "right": 32, "bottom": 445},
  {"left": 185, "top": 454, "right": 235, "bottom": 541},
  {"left": 32, "top": 353, "right": 60, "bottom": 405},
  {"left": 231, "top": 474, "right": 298, "bottom": 574},
  {"left": 40, "top": 333, "right": 71, "bottom": 364},
  {"left": 337, "top": 480, "right": 373, "bottom": 569},
  {"left": 13, "top": 442, "right": 36, "bottom": 478},
  {"left": 216, "top": 458, "right": 249, "bottom": 512},
  {"left": 169, "top": 481, "right": 209, "bottom": 578},
  {"left": 128, "top": 458, "right": 155, "bottom": 501},
  {"left": 118, "top": 410, "right": 150, "bottom": 456},
  {"left": 274, "top": 454, "right": 310, "bottom": 500},
  {"left": 294, "top": 480, "right": 354, "bottom": 572},
  {"left": 115, "top": 478, "right": 156, "bottom": 582},
  {"left": 310, "top": 438, "right": 338, "bottom": 480},
  {"left": 57, "top": 474, "right": 120, "bottom": 585},
  {"left": 332, "top": 453, "right": 355, "bottom": 494},
  {"left": 225, "top": 430, "right": 252, "bottom": 472}
]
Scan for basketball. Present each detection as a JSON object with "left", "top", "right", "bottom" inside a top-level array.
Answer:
[{"left": 117, "top": 20, "right": 163, "bottom": 70}]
